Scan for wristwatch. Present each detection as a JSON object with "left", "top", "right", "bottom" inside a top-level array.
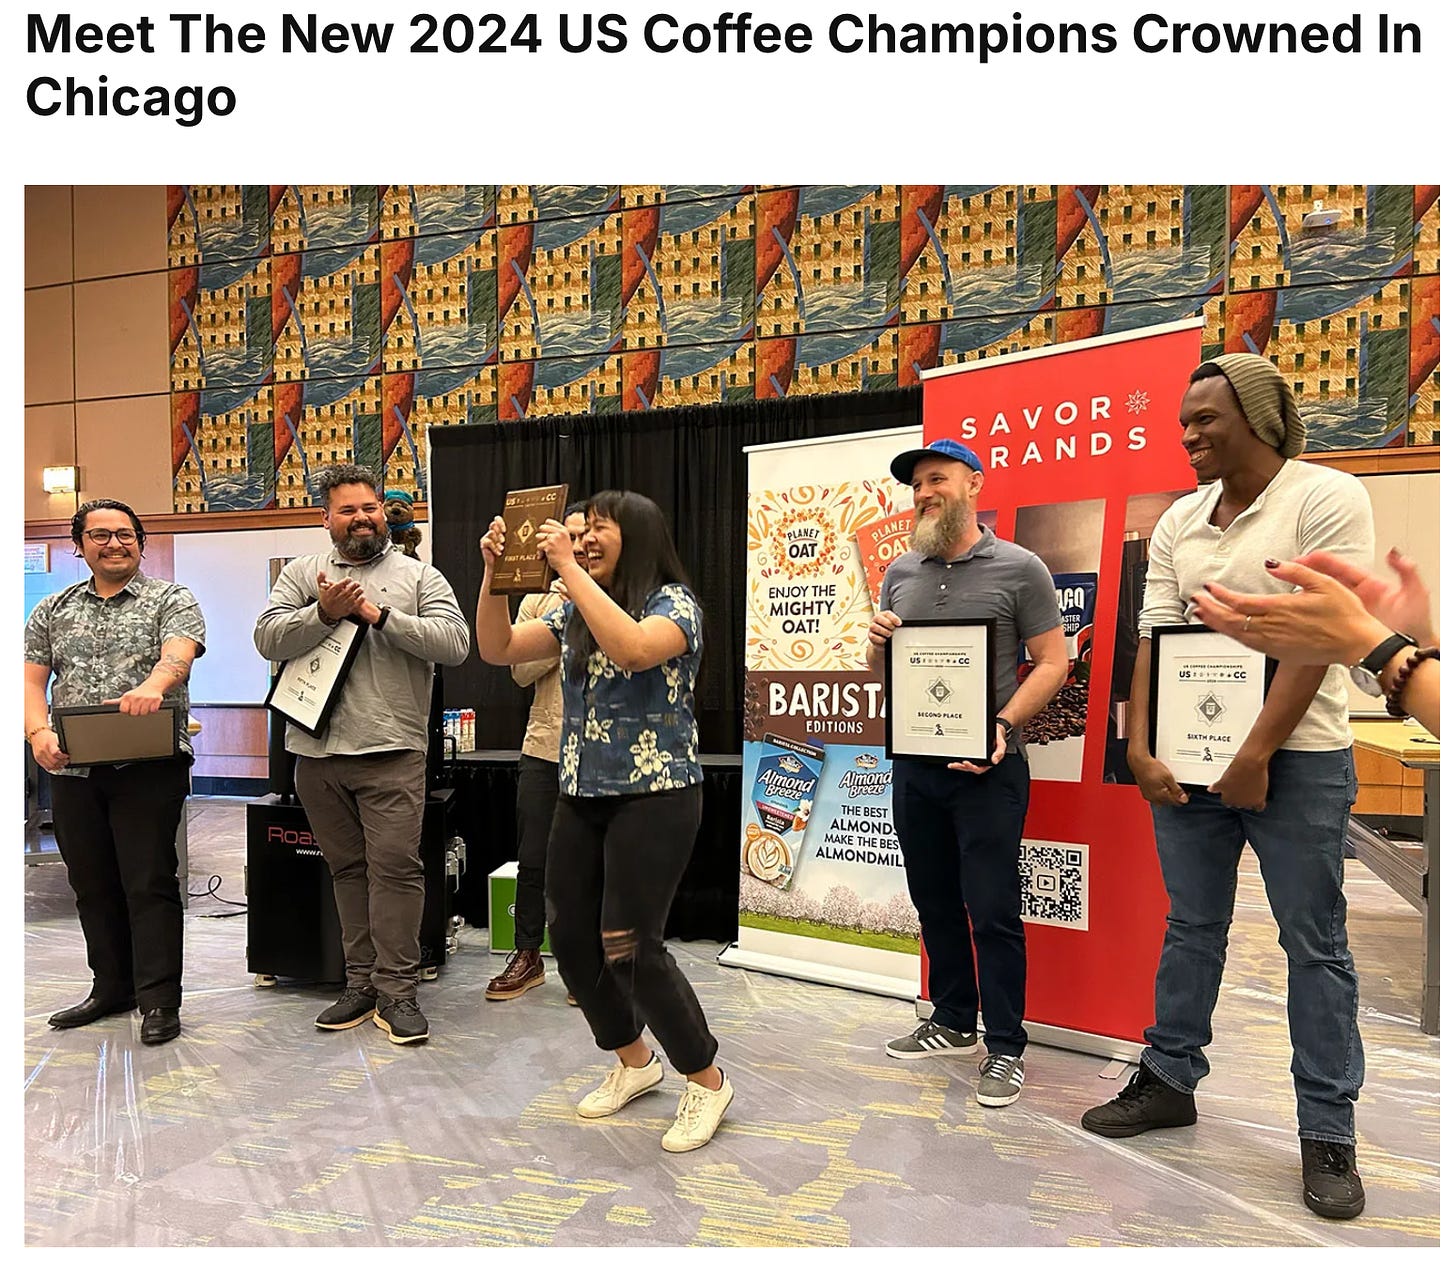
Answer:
[
  {"left": 1348, "top": 631, "right": 1417, "bottom": 696},
  {"left": 375, "top": 605, "right": 391, "bottom": 630},
  {"left": 996, "top": 716, "right": 1014, "bottom": 735}
]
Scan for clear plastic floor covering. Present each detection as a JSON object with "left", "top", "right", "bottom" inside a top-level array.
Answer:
[{"left": 23, "top": 799, "right": 1440, "bottom": 1247}]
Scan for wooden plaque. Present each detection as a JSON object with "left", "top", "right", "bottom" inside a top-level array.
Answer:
[{"left": 490, "top": 484, "right": 569, "bottom": 595}]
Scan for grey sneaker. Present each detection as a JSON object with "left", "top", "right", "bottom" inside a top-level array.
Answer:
[
  {"left": 885, "top": 1019, "right": 980, "bottom": 1060},
  {"left": 315, "top": 987, "right": 377, "bottom": 1030},
  {"left": 976, "top": 1053, "right": 1025, "bottom": 1106},
  {"left": 373, "top": 997, "right": 429, "bottom": 1045}
]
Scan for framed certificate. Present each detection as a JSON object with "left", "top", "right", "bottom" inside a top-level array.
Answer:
[
  {"left": 490, "top": 483, "right": 570, "bottom": 595},
  {"left": 264, "top": 617, "right": 368, "bottom": 738},
  {"left": 53, "top": 703, "right": 182, "bottom": 767},
  {"left": 1149, "top": 625, "right": 1273, "bottom": 789},
  {"left": 885, "top": 619, "right": 996, "bottom": 763}
]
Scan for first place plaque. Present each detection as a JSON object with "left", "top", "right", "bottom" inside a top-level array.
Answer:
[
  {"left": 490, "top": 484, "right": 570, "bottom": 595},
  {"left": 885, "top": 618, "right": 996, "bottom": 763},
  {"left": 1148, "top": 624, "right": 1271, "bottom": 789}
]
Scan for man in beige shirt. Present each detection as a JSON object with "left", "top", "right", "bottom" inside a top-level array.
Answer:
[{"left": 487, "top": 502, "right": 588, "bottom": 1000}]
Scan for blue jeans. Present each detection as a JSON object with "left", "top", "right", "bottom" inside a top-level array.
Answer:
[{"left": 1143, "top": 747, "right": 1362, "bottom": 1144}]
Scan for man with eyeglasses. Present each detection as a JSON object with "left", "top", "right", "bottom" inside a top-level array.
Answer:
[{"left": 24, "top": 499, "right": 207, "bottom": 1046}]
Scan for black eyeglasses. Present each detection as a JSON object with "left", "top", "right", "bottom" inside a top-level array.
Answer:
[{"left": 84, "top": 528, "right": 138, "bottom": 545}]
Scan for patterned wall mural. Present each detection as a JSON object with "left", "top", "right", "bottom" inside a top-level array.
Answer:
[{"left": 166, "top": 184, "right": 1440, "bottom": 513}]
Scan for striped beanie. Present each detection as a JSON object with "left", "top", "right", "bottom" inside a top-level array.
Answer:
[{"left": 1210, "top": 352, "right": 1306, "bottom": 458}]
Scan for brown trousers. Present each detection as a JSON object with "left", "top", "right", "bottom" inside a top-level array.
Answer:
[{"left": 293, "top": 750, "right": 427, "bottom": 1002}]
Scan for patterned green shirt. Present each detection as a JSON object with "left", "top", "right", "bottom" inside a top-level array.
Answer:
[{"left": 25, "top": 572, "right": 207, "bottom": 775}]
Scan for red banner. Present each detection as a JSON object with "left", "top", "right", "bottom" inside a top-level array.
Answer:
[{"left": 920, "top": 319, "right": 1202, "bottom": 1044}]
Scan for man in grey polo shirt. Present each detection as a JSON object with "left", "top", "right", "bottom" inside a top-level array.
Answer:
[
  {"left": 866, "top": 438, "right": 1067, "bottom": 1107},
  {"left": 1081, "top": 354, "right": 1374, "bottom": 1220},
  {"left": 254, "top": 465, "right": 470, "bottom": 1045}
]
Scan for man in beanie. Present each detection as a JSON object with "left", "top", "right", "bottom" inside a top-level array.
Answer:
[
  {"left": 865, "top": 439, "right": 1067, "bottom": 1107},
  {"left": 1081, "top": 355, "right": 1375, "bottom": 1220}
]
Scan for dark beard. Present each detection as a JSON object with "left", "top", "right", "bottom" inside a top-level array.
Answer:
[
  {"left": 337, "top": 528, "right": 387, "bottom": 561},
  {"left": 910, "top": 496, "right": 970, "bottom": 558}
]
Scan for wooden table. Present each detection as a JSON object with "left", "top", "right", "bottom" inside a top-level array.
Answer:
[{"left": 1349, "top": 719, "right": 1440, "bottom": 1034}]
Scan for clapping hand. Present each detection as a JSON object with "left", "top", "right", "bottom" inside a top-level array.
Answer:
[{"left": 317, "top": 573, "right": 365, "bottom": 623}]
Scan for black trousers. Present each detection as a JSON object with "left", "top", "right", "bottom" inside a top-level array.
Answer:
[
  {"left": 513, "top": 754, "right": 558, "bottom": 950},
  {"left": 892, "top": 753, "right": 1031, "bottom": 1056},
  {"left": 545, "top": 785, "right": 717, "bottom": 1075},
  {"left": 49, "top": 756, "right": 191, "bottom": 1011}
]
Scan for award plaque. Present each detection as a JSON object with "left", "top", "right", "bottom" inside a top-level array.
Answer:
[
  {"left": 885, "top": 618, "right": 996, "bottom": 763},
  {"left": 53, "top": 703, "right": 182, "bottom": 767},
  {"left": 1148, "top": 624, "right": 1271, "bottom": 789},
  {"left": 490, "top": 483, "right": 570, "bottom": 595},
  {"left": 264, "top": 617, "right": 368, "bottom": 738}
]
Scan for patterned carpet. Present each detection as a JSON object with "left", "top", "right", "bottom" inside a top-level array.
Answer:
[{"left": 23, "top": 799, "right": 1439, "bottom": 1246}]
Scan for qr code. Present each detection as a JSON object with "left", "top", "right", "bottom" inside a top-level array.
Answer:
[{"left": 1019, "top": 839, "right": 1089, "bottom": 931}]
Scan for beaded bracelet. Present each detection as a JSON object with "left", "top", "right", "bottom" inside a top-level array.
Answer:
[
  {"left": 1385, "top": 647, "right": 1440, "bottom": 718},
  {"left": 25, "top": 722, "right": 53, "bottom": 742}
]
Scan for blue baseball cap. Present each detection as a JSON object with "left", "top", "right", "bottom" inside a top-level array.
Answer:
[{"left": 890, "top": 438, "right": 984, "bottom": 485}]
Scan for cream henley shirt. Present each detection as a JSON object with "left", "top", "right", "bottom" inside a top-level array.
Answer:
[
  {"left": 1138, "top": 458, "right": 1374, "bottom": 751},
  {"left": 512, "top": 587, "right": 566, "bottom": 763}
]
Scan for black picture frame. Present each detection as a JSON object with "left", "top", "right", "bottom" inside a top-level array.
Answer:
[
  {"left": 885, "top": 618, "right": 997, "bottom": 764},
  {"left": 264, "top": 617, "right": 369, "bottom": 739},
  {"left": 53, "top": 702, "right": 182, "bottom": 767},
  {"left": 1148, "top": 624, "right": 1276, "bottom": 790}
]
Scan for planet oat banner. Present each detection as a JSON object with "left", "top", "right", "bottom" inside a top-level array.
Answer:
[
  {"left": 720, "top": 426, "right": 925, "bottom": 999},
  {"left": 917, "top": 318, "right": 1204, "bottom": 1050}
]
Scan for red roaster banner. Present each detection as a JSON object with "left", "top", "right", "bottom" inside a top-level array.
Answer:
[{"left": 920, "top": 318, "right": 1203, "bottom": 1045}]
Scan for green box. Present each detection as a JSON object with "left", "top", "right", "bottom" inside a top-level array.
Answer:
[{"left": 488, "top": 861, "right": 552, "bottom": 955}]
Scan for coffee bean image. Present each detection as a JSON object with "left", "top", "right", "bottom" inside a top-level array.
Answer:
[{"left": 1021, "top": 681, "right": 1089, "bottom": 745}]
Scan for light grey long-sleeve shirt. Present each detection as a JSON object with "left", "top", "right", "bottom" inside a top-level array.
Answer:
[{"left": 254, "top": 539, "right": 470, "bottom": 758}]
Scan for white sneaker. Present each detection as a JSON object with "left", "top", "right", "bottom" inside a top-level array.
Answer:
[
  {"left": 576, "top": 1054, "right": 664, "bottom": 1119},
  {"left": 661, "top": 1071, "right": 734, "bottom": 1153}
]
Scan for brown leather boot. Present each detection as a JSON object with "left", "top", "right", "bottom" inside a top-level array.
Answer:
[{"left": 486, "top": 948, "right": 545, "bottom": 1000}]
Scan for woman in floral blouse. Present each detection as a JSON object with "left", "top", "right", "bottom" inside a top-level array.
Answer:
[{"left": 476, "top": 490, "right": 731, "bottom": 1153}]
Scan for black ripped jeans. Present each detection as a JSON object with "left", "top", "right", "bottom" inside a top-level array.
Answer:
[{"left": 545, "top": 784, "right": 717, "bottom": 1074}]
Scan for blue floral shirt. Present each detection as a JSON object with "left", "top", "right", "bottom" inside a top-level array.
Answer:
[{"left": 541, "top": 583, "right": 703, "bottom": 797}]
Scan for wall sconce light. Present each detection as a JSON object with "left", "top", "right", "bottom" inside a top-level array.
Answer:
[{"left": 42, "top": 465, "right": 78, "bottom": 495}]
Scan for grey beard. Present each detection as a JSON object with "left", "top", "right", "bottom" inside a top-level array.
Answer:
[
  {"left": 910, "top": 497, "right": 970, "bottom": 558},
  {"left": 338, "top": 529, "right": 387, "bottom": 561}
]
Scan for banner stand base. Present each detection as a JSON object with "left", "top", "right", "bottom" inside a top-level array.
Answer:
[
  {"left": 914, "top": 997, "right": 1146, "bottom": 1064},
  {"left": 717, "top": 943, "right": 919, "bottom": 1003}
]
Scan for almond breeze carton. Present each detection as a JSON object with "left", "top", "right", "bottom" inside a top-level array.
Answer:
[{"left": 743, "top": 734, "right": 826, "bottom": 889}]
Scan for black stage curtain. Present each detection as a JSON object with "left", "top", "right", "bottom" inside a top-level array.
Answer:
[{"left": 430, "top": 387, "right": 921, "bottom": 755}]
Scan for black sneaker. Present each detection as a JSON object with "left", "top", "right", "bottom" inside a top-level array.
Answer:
[
  {"left": 1301, "top": 1139, "right": 1365, "bottom": 1219},
  {"left": 373, "top": 997, "right": 429, "bottom": 1045},
  {"left": 1081, "top": 1065, "right": 1197, "bottom": 1137},
  {"left": 315, "top": 987, "right": 378, "bottom": 1030}
]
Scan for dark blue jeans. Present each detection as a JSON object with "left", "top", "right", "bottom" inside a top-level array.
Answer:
[
  {"left": 892, "top": 754, "right": 1031, "bottom": 1056},
  {"left": 1143, "top": 747, "right": 1362, "bottom": 1144}
]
